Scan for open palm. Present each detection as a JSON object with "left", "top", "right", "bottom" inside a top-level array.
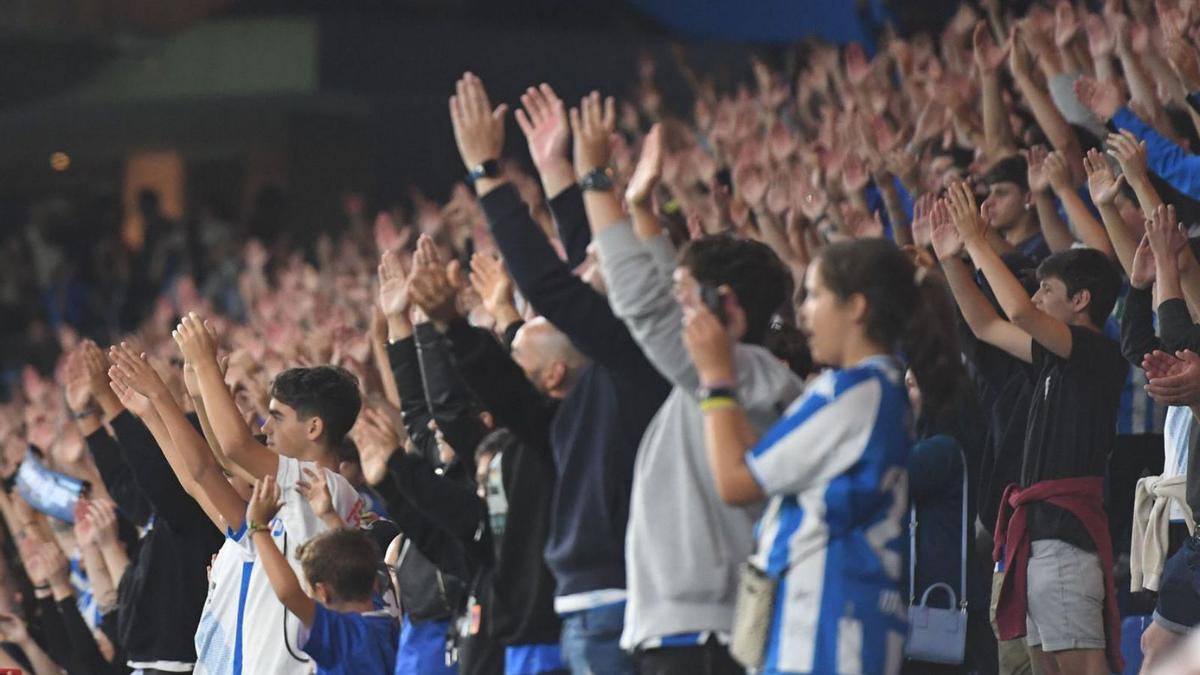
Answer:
[
  {"left": 515, "top": 83, "right": 569, "bottom": 171},
  {"left": 377, "top": 250, "right": 411, "bottom": 318}
]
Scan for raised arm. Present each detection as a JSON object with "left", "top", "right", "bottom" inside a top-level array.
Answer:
[
  {"left": 1121, "top": 239, "right": 1167, "bottom": 365},
  {"left": 975, "top": 22, "right": 1018, "bottom": 159},
  {"left": 515, "top": 83, "right": 590, "bottom": 267},
  {"left": 110, "top": 342, "right": 245, "bottom": 532},
  {"left": 1010, "top": 25, "right": 1084, "bottom": 181},
  {"left": 1148, "top": 204, "right": 1188, "bottom": 309},
  {"left": 952, "top": 181, "right": 1075, "bottom": 358},
  {"left": 409, "top": 255, "right": 558, "bottom": 463},
  {"left": 175, "top": 312, "right": 279, "bottom": 481},
  {"left": 450, "top": 74, "right": 647, "bottom": 368},
  {"left": 625, "top": 123, "right": 669, "bottom": 242},
  {"left": 1085, "top": 148, "right": 1140, "bottom": 273},
  {"left": 415, "top": 323, "right": 487, "bottom": 475},
  {"left": 468, "top": 252, "right": 522, "bottom": 335},
  {"left": 679, "top": 301, "right": 762, "bottom": 505},
  {"left": 1045, "top": 150, "right": 1116, "bottom": 258},
  {"left": 1028, "top": 145, "right": 1079, "bottom": 253},
  {"left": 247, "top": 476, "right": 316, "bottom": 627},
  {"left": 931, "top": 200, "right": 1035, "bottom": 363}
]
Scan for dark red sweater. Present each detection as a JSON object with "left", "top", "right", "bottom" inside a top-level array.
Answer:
[{"left": 992, "top": 477, "right": 1122, "bottom": 673}]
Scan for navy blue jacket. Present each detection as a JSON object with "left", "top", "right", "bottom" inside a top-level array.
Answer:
[{"left": 479, "top": 184, "right": 670, "bottom": 599}]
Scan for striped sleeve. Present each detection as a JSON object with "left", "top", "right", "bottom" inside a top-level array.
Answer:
[{"left": 746, "top": 370, "right": 882, "bottom": 497}]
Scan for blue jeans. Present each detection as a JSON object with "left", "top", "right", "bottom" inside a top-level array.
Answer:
[{"left": 559, "top": 601, "right": 634, "bottom": 675}]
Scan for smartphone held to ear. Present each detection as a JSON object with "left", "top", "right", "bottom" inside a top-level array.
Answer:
[{"left": 700, "top": 284, "right": 727, "bottom": 324}]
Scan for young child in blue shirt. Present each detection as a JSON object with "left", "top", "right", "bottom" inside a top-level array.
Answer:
[{"left": 247, "top": 475, "right": 399, "bottom": 675}]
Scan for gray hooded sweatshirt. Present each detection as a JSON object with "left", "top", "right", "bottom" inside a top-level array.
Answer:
[{"left": 594, "top": 223, "right": 803, "bottom": 650}]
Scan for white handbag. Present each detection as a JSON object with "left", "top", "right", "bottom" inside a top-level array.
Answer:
[{"left": 905, "top": 453, "right": 968, "bottom": 664}]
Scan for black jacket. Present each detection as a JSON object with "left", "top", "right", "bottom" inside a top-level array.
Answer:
[
  {"left": 442, "top": 318, "right": 562, "bottom": 646},
  {"left": 87, "top": 412, "right": 221, "bottom": 667},
  {"left": 480, "top": 183, "right": 670, "bottom": 598}
]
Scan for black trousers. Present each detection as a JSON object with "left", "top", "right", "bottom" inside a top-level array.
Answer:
[{"left": 635, "top": 637, "right": 744, "bottom": 675}]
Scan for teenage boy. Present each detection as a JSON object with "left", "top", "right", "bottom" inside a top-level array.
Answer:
[
  {"left": 175, "top": 313, "right": 365, "bottom": 674},
  {"left": 934, "top": 183, "right": 1126, "bottom": 675},
  {"left": 982, "top": 156, "right": 1052, "bottom": 264}
]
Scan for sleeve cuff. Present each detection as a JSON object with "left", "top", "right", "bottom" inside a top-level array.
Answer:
[
  {"left": 592, "top": 220, "right": 642, "bottom": 262},
  {"left": 1111, "top": 106, "right": 1140, "bottom": 131},
  {"left": 479, "top": 184, "right": 526, "bottom": 225}
]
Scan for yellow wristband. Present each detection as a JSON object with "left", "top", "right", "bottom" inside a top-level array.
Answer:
[{"left": 699, "top": 396, "right": 739, "bottom": 413}]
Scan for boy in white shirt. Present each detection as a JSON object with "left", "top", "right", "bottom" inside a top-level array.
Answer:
[{"left": 173, "top": 313, "right": 366, "bottom": 674}]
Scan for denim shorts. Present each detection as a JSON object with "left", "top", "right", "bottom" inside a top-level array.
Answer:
[
  {"left": 1153, "top": 536, "right": 1200, "bottom": 634},
  {"left": 1024, "top": 540, "right": 1106, "bottom": 652}
]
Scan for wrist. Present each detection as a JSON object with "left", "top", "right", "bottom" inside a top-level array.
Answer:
[
  {"left": 538, "top": 159, "right": 576, "bottom": 194},
  {"left": 492, "top": 304, "right": 521, "bottom": 327},
  {"left": 71, "top": 405, "right": 99, "bottom": 420},
  {"left": 698, "top": 368, "right": 736, "bottom": 388},
  {"left": 387, "top": 316, "right": 413, "bottom": 342},
  {"left": 49, "top": 579, "right": 72, "bottom": 601},
  {"left": 193, "top": 358, "right": 222, "bottom": 377}
]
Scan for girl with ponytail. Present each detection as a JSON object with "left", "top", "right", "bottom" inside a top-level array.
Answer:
[{"left": 682, "top": 237, "right": 944, "bottom": 675}]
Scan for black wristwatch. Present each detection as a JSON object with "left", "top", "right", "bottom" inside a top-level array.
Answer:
[
  {"left": 579, "top": 166, "right": 615, "bottom": 192},
  {"left": 467, "top": 159, "right": 501, "bottom": 187}
]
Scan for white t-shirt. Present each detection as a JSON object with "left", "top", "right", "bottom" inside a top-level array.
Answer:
[
  {"left": 1163, "top": 406, "right": 1197, "bottom": 523},
  {"left": 193, "top": 456, "right": 365, "bottom": 675}
]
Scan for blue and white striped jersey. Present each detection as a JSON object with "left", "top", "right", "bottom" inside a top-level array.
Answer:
[{"left": 746, "top": 356, "right": 911, "bottom": 675}]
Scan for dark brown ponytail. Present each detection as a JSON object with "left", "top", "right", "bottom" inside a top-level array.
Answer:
[{"left": 817, "top": 239, "right": 967, "bottom": 423}]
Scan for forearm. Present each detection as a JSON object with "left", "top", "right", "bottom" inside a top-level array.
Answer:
[
  {"left": 1120, "top": 48, "right": 1165, "bottom": 116},
  {"left": 539, "top": 160, "right": 577, "bottom": 207},
  {"left": 1057, "top": 188, "right": 1115, "bottom": 257},
  {"left": 94, "top": 387, "right": 125, "bottom": 424},
  {"left": 1098, "top": 203, "right": 1141, "bottom": 274},
  {"left": 1034, "top": 191, "right": 1077, "bottom": 252},
  {"left": 371, "top": 337, "right": 402, "bottom": 408},
  {"left": 250, "top": 530, "right": 315, "bottom": 625},
  {"left": 1159, "top": 252, "right": 1186, "bottom": 303},
  {"left": 195, "top": 360, "right": 261, "bottom": 472},
  {"left": 941, "top": 255, "right": 1007, "bottom": 337},
  {"left": 1177, "top": 248, "right": 1200, "bottom": 316},
  {"left": 78, "top": 544, "right": 115, "bottom": 611},
  {"left": 152, "top": 392, "right": 214, "bottom": 486},
  {"left": 752, "top": 209, "right": 798, "bottom": 266},
  {"left": 630, "top": 203, "right": 665, "bottom": 241},
  {"left": 702, "top": 407, "right": 762, "bottom": 505},
  {"left": 1015, "top": 74, "right": 1084, "bottom": 179},
  {"left": 877, "top": 180, "right": 913, "bottom": 247},
  {"left": 967, "top": 237, "right": 1038, "bottom": 322},
  {"left": 72, "top": 409, "right": 102, "bottom": 438},
  {"left": 981, "top": 72, "right": 1017, "bottom": 157},
  {"left": 192, "top": 395, "right": 241, "bottom": 476},
  {"left": 98, "top": 541, "right": 129, "bottom": 590},
  {"left": 490, "top": 303, "right": 523, "bottom": 335},
  {"left": 581, "top": 189, "right": 625, "bottom": 236}
]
